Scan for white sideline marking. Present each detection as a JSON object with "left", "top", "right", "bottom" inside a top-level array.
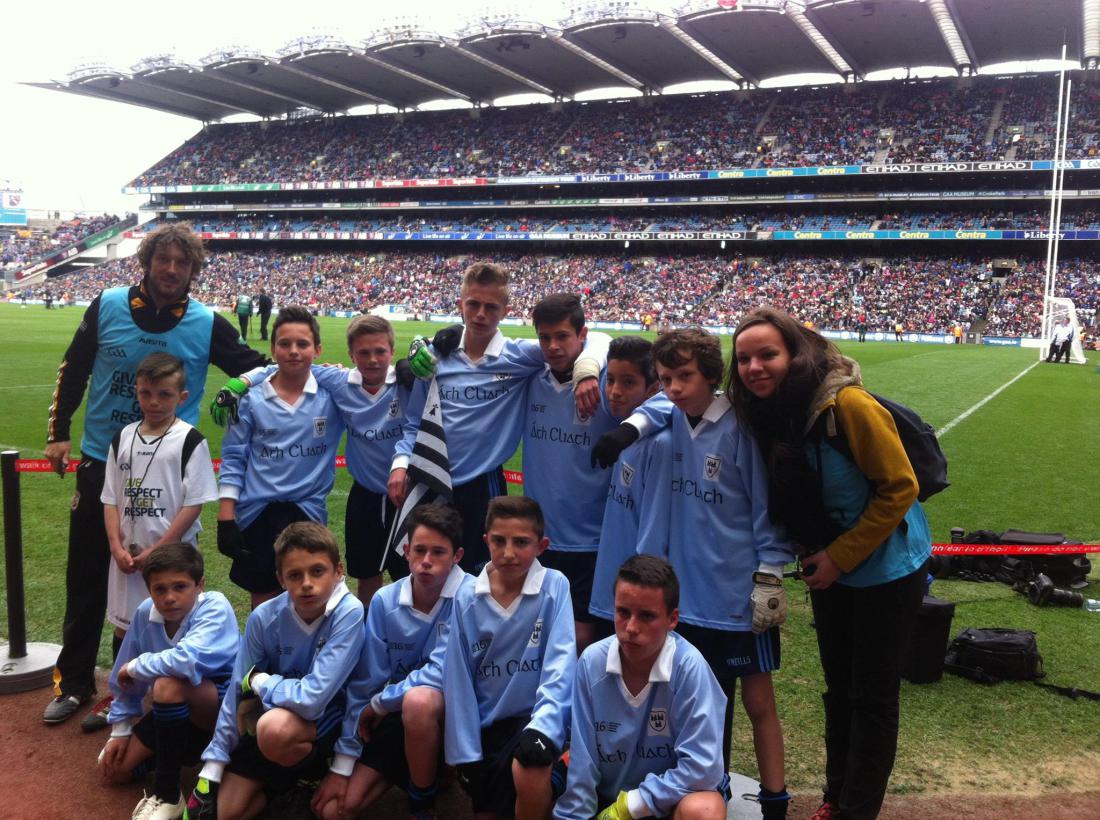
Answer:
[
  {"left": 936, "top": 362, "right": 1039, "bottom": 439},
  {"left": 0, "top": 443, "right": 45, "bottom": 456},
  {"left": 0, "top": 383, "right": 54, "bottom": 390}
]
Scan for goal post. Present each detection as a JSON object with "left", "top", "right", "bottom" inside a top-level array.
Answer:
[{"left": 1043, "top": 296, "right": 1087, "bottom": 364}]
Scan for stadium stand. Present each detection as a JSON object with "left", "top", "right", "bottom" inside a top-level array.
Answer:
[{"left": 1, "top": 214, "right": 122, "bottom": 271}]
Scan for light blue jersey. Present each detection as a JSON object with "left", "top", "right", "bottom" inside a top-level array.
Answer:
[
  {"left": 589, "top": 429, "right": 673, "bottom": 621},
  {"left": 523, "top": 368, "right": 618, "bottom": 553},
  {"left": 200, "top": 582, "right": 364, "bottom": 774},
  {"left": 642, "top": 396, "right": 793, "bottom": 631},
  {"left": 107, "top": 592, "right": 239, "bottom": 730},
  {"left": 443, "top": 561, "right": 576, "bottom": 765},
  {"left": 554, "top": 633, "right": 728, "bottom": 820},
  {"left": 219, "top": 372, "right": 345, "bottom": 528},
  {"left": 331, "top": 565, "right": 473, "bottom": 773},
  {"left": 242, "top": 364, "right": 409, "bottom": 494}
]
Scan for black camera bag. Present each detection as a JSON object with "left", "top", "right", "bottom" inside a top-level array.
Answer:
[{"left": 944, "top": 627, "right": 1044, "bottom": 685}]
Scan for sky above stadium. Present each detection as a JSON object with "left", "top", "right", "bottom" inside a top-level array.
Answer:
[
  {"left": 0, "top": 0, "right": 574, "bottom": 215},
  {"left": 0, "top": 0, "right": 1069, "bottom": 217}
]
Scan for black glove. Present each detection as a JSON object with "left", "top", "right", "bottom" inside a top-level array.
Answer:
[
  {"left": 217, "top": 519, "right": 250, "bottom": 560},
  {"left": 431, "top": 324, "right": 464, "bottom": 358},
  {"left": 591, "top": 424, "right": 640, "bottom": 469},
  {"left": 513, "top": 728, "right": 558, "bottom": 768},
  {"left": 394, "top": 357, "right": 416, "bottom": 391}
]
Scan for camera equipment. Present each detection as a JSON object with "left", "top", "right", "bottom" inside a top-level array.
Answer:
[{"left": 1026, "top": 573, "right": 1085, "bottom": 608}]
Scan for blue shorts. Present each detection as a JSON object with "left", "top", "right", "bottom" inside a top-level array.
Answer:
[{"left": 675, "top": 622, "right": 781, "bottom": 680}]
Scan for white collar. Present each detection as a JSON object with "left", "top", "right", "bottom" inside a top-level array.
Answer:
[
  {"left": 149, "top": 591, "right": 205, "bottom": 625},
  {"left": 459, "top": 328, "right": 506, "bottom": 359},
  {"left": 398, "top": 563, "right": 467, "bottom": 609},
  {"left": 289, "top": 579, "right": 350, "bottom": 634},
  {"left": 605, "top": 633, "right": 677, "bottom": 683},
  {"left": 701, "top": 394, "right": 732, "bottom": 423},
  {"left": 260, "top": 371, "right": 319, "bottom": 399},
  {"left": 347, "top": 365, "right": 396, "bottom": 391},
  {"left": 474, "top": 558, "right": 547, "bottom": 596}
]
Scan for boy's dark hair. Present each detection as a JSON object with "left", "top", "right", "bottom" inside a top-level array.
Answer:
[
  {"left": 462, "top": 261, "right": 509, "bottom": 292},
  {"left": 608, "top": 336, "right": 657, "bottom": 385},
  {"left": 346, "top": 314, "right": 395, "bottom": 350},
  {"left": 485, "top": 495, "right": 544, "bottom": 540},
  {"left": 652, "top": 327, "right": 724, "bottom": 383},
  {"left": 136, "top": 222, "right": 205, "bottom": 277},
  {"left": 272, "top": 305, "right": 321, "bottom": 347},
  {"left": 135, "top": 352, "right": 187, "bottom": 392},
  {"left": 406, "top": 504, "right": 464, "bottom": 553},
  {"left": 532, "top": 293, "right": 585, "bottom": 333},
  {"left": 274, "top": 521, "right": 341, "bottom": 571},
  {"left": 142, "top": 542, "right": 204, "bottom": 585},
  {"left": 615, "top": 554, "right": 679, "bottom": 612}
]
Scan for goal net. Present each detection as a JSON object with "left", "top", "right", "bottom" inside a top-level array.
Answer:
[{"left": 1044, "top": 296, "right": 1087, "bottom": 364}]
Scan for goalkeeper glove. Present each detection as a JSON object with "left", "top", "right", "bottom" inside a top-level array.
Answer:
[
  {"left": 431, "top": 324, "right": 463, "bottom": 357},
  {"left": 236, "top": 665, "right": 263, "bottom": 736},
  {"left": 210, "top": 377, "right": 248, "bottom": 427},
  {"left": 513, "top": 728, "right": 558, "bottom": 767},
  {"left": 184, "top": 777, "right": 219, "bottom": 820},
  {"left": 591, "top": 424, "right": 640, "bottom": 469},
  {"left": 750, "top": 572, "right": 787, "bottom": 634},
  {"left": 596, "top": 791, "right": 632, "bottom": 820},
  {"left": 217, "top": 520, "right": 249, "bottom": 561},
  {"left": 407, "top": 336, "right": 438, "bottom": 379}
]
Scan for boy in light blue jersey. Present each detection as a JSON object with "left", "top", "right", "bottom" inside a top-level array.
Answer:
[
  {"left": 444, "top": 496, "right": 576, "bottom": 819},
  {"left": 589, "top": 338, "right": 670, "bottom": 627},
  {"left": 524, "top": 293, "right": 622, "bottom": 652},
  {"left": 186, "top": 522, "right": 364, "bottom": 820},
  {"left": 222, "top": 314, "right": 411, "bottom": 604},
  {"left": 311, "top": 504, "right": 472, "bottom": 820},
  {"left": 97, "top": 544, "right": 238, "bottom": 820},
  {"left": 389, "top": 262, "right": 607, "bottom": 573},
  {"left": 216, "top": 306, "right": 345, "bottom": 609},
  {"left": 556, "top": 556, "right": 728, "bottom": 820},
  {"left": 644, "top": 328, "right": 795, "bottom": 820}
]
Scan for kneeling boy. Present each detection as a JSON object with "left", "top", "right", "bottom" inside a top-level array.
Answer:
[
  {"left": 98, "top": 544, "right": 238, "bottom": 820},
  {"left": 444, "top": 496, "right": 576, "bottom": 819},
  {"left": 312, "top": 505, "right": 472, "bottom": 819},
  {"left": 186, "top": 522, "right": 364, "bottom": 820},
  {"left": 555, "top": 555, "right": 728, "bottom": 820}
]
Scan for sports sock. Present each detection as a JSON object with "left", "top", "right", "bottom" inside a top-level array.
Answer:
[
  {"left": 407, "top": 778, "right": 438, "bottom": 812},
  {"left": 152, "top": 699, "right": 190, "bottom": 803},
  {"left": 759, "top": 785, "right": 791, "bottom": 820}
]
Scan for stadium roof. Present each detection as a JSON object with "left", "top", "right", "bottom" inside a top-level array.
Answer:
[{"left": 27, "top": 0, "right": 1099, "bottom": 121}]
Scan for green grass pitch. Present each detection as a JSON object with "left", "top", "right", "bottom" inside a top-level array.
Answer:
[{"left": 0, "top": 303, "right": 1097, "bottom": 794}]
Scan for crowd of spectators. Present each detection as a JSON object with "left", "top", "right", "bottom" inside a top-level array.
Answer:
[
  {"left": 1, "top": 214, "right": 123, "bottom": 271},
  {"left": 129, "top": 76, "right": 1100, "bottom": 188},
  {"left": 37, "top": 248, "right": 1098, "bottom": 340},
  {"left": 170, "top": 206, "right": 1100, "bottom": 235}
]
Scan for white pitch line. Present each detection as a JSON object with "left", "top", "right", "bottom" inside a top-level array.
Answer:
[
  {"left": 936, "top": 362, "right": 1040, "bottom": 439},
  {"left": 0, "top": 383, "right": 54, "bottom": 390}
]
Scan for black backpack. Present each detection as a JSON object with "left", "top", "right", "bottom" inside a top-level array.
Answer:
[
  {"left": 944, "top": 628, "right": 1044, "bottom": 685},
  {"left": 824, "top": 392, "right": 950, "bottom": 502}
]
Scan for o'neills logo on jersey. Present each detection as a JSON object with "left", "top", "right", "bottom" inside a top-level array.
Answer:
[
  {"left": 621, "top": 462, "right": 635, "bottom": 487},
  {"left": 313, "top": 417, "right": 327, "bottom": 437},
  {"left": 704, "top": 454, "right": 722, "bottom": 480},
  {"left": 388, "top": 399, "right": 400, "bottom": 418},
  {"left": 529, "top": 619, "right": 544, "bottom": 647},
  {"left": 648, "top": 708, "right": 669, "bottom": 735}
]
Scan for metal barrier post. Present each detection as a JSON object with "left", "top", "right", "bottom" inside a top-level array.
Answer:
[{"left": 1, "top": 451, "right": 60, "bottom": 693}]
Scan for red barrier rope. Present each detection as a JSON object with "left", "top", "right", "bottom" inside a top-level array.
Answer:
[{"left": 12, "top": 460, "right": 1096, "bottom": 553}]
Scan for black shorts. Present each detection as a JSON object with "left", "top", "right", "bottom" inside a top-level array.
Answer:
[
  {"left": 229, "top": 502, "right": 311, "bottom": 594},
  {"left": 675, "top": 622, "right": 781, "bottom": 681},
  {"left": 449, "top": 466, "right": 508, "bottom": 574},
  {"left": 345, "top": 482, "right": 407, "bottom": 580},
  {"left": 225, "top": 722, "right": 341, "bottom": 793},
  {"left": 357, "top": 712, "right": 409, "bottom": 785},
  {"left": 131, "top": 711, "right": 212, "bottom": 766},
  {"left": 539, "top": 550, "right": 598, "bottom": 624},
  {"left": 456, "top": 715, "right": 529, "bottom": 817}
]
